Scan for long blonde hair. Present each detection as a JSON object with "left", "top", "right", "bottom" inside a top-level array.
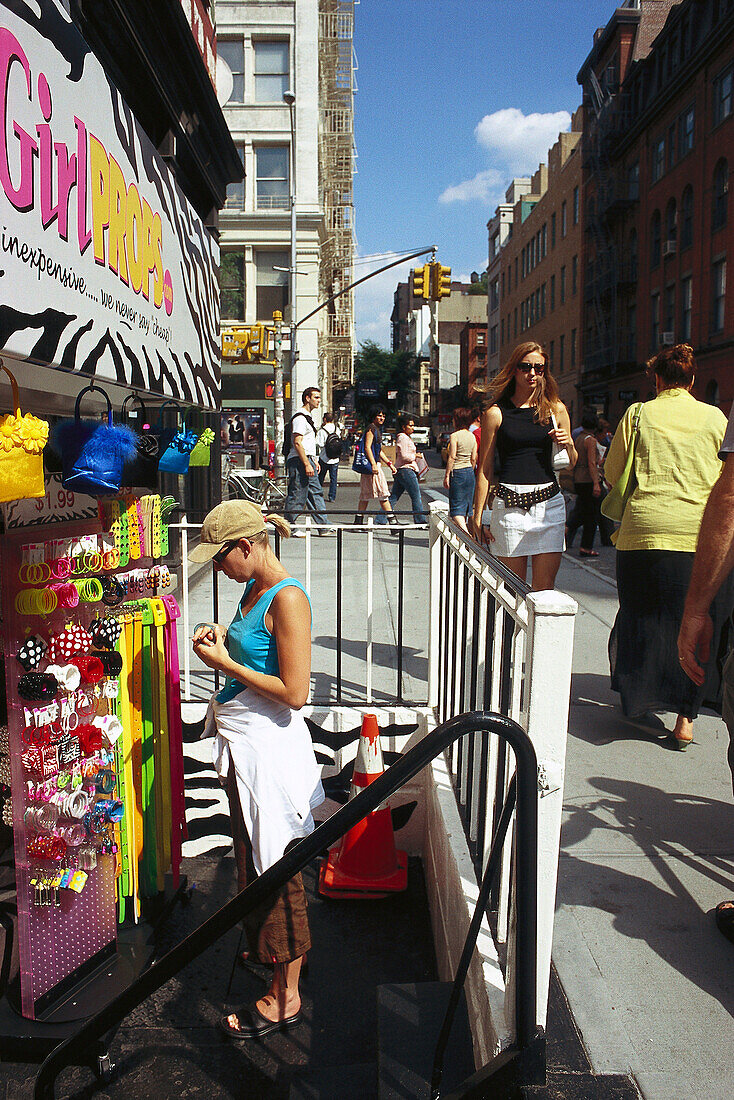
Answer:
[{"left": 485, "top": 341, "right": 560, "bottom": 424}]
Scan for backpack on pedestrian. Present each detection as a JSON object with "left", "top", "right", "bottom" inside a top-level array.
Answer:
[
  {"left": 282, "top": 413, "right": 316, "bottom": 457},
  {"left": 323, "top": 431, "right": 343, "bottom": 460}
]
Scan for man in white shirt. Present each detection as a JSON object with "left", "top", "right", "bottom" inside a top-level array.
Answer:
[{"left": 284, "top": 387, "right": 330, "bottom": 527}]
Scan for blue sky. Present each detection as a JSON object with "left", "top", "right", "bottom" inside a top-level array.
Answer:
[{"left": 352, "top": 0, "right": 618, "bottom": 348}]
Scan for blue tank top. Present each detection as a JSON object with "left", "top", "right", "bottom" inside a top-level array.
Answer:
[{"left": 216, "top": 577, "right": 311, "bottom": 704}]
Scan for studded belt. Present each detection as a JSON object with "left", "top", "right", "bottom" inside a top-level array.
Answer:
[{"left": 496, "top": 482, "right": 560, "bottom": 511}]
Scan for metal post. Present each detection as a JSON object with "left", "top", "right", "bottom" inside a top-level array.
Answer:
[
  {"left": 273, "top": 310, "right": 285, "bottom": 479},
  {"left": 285, "top": 90, "right": 298, "bottom": 398}
]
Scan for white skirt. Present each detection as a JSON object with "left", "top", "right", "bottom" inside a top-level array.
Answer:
[{"left": 487, "top": 482, "right": 566, "bottom": 558}]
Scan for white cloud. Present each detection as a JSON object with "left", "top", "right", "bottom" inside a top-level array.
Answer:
[
  {"left": 475, "top": 107, "right": 572, "bottom": 175},
  {"left": 438, "top": 107, "right": 572, "bottom": 206},
  {"left": 438, "top": 169, "right": 504, "bottom": 206}
]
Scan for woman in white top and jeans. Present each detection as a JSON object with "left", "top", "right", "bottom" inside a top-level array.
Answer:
[
  {"left": 443, "top": 407, "right": 478, "bottom": 533},
  {"left": 389, "top": 414, "right": 427, "bottom": 524}
]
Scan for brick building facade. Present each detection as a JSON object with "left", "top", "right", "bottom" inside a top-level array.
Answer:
[
  {"left": 460, "top": 322, "right": 489, "bottom": 394},
  {"left": 498, "top": 111, "right": 584, "bottom": 422},
  {"left": 578, "top": 0, "right": 734, "bottom": 423}
]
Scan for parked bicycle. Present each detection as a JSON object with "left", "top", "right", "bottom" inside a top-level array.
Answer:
[{"left": 222, "top": 453, "right": 288, "bottom": 510}]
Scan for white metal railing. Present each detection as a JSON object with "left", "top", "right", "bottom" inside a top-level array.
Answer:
[
  {"left": 173, "top": 515, "right": 429, "bottom": 706},
  {"left": 428, "top": 503, "right": 577, "bottom": 1029}
]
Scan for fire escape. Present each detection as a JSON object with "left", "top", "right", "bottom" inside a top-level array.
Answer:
[
  {"left": 582, "top": 76, "right": 639, "bottom": 395},
  {"left": 318, "top": 0, "right": 356, "bottom": 394}
]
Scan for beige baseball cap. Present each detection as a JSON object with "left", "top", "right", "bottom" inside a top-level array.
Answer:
[{"left": 188, "top": 500, "right": 266, "bottom": 563}]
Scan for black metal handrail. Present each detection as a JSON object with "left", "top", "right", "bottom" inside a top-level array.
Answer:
[{"left": 35, "top": 712, "right": 539, "bottom": 1099}]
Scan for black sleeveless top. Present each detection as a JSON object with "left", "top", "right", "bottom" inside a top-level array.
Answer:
[{"left": 495, "top": 398, "right": 554, "bottom": 485}]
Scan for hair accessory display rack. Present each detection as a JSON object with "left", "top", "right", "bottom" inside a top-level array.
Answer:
[{"left": 0, "top": 504, "right": 189, "bottom": 1078}]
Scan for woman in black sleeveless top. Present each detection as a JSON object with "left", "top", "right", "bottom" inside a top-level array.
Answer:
[{"left": 470, "top": 342, "right": 576, "bottom": 591}]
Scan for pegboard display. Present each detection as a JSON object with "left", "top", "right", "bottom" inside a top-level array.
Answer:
[{"left": 1, "top": 496, "right": 185, "bottom": 1020}]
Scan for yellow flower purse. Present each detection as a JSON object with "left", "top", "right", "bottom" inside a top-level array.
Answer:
[{"left": 0, "top": 361, "right": 49, "bottom": 502}]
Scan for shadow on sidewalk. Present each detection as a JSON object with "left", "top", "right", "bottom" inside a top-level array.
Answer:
[{"left": 559, "top": 778, "right": 734, "bottom": 1017}]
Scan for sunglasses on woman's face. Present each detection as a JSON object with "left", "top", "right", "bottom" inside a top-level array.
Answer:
[
  {"left": 213, "top": 539, "right": 240, "bottom": 565},
  {"left": 517, "top": 362, "right": 545, "bottom": 374}
]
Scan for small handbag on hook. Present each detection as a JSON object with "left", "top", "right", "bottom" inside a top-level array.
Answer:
[
  {"left": 120, "top": 393, "right": 159, "bottom": 489},
  {"left": 0, "top": 360, "right": 49, "bottom": 502},
  {"left": 52, "top": 384, "right": 137, "bottom": 496}
]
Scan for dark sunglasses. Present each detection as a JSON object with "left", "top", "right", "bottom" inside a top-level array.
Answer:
[
  {"left": 212, "top": 539, "right": 240, "bottom": 565},
  {"left": 517, "top": 362, "right": 545, "bottom": 374}
]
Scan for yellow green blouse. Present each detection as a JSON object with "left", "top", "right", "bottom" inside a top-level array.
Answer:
[{"left": 604, "top": 388, "right": 727, "bottom": 552}]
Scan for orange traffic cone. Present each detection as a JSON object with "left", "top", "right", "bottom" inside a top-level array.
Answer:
[{"left": 319, "top": 713, "right": 408, "bottom": 899}]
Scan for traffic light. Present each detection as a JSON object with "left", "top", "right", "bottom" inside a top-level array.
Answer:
[
  {"left": 412, "top": 264, "right": 430, "bottom": 300},
  {"left": 431, "top": 262, "right": 452, "bottom": 301}
]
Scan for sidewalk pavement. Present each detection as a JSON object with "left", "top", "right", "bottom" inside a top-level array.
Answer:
[{"left": 554, "top": 550, "right": 734, "bottom": 1100}]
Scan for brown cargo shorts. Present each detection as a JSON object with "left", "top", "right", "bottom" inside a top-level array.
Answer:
[{"left": 226, "top": 764, "right": 311, "bottom": 964}]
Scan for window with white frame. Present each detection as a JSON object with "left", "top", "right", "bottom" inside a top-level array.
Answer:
[
  {"left": 255, "top": 146, "right": 289, "bottom": 209},
  {"left": 256, "top": 250, "right": 290, "bottom": 320},
  {"left": 254, "top": 40, "right": 290, "bottom": 103},
  {"left": 218, "top": 40, "right": 244, "bottom": 103}
]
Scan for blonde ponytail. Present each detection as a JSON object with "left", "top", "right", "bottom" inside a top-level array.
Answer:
[{"left": 266, "top": 513, "right": 292, "bottom": 539}]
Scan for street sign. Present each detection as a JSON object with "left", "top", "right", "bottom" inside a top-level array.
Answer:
[
  {"left": 387, "top": 390, "right": 398, "bottom": 400},
  {"left": 357, "top": 379, "right": 381, "bottom": 398}
]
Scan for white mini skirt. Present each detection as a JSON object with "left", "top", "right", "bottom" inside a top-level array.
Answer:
[{"left": 486, "top": 482, "right": 566, "bottom": 558}]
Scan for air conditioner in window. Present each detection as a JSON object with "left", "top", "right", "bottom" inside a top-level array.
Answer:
[
  {"left": 660, "top": 331, "right": 675, "bottom": 345},
  {"left": 663, "top": 240, "right": 677, "bottom": 257}
]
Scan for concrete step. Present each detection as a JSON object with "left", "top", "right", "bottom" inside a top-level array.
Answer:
[
  {"left": 377, "top": 981, "right": 474, "bottom": 1099},
  {"left": 289, "top": 1062, "right": 378, "bottom": 1099}
]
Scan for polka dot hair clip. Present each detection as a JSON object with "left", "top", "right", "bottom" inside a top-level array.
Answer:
[
  {"left": 89, "top": 616, "right": 122, "bottom": 651},
  {"left": 16, "top": 635, "right": 48, "bottom": 672},
  {"left": 48, "top": 624, "right": 93, "bottom": 664}
]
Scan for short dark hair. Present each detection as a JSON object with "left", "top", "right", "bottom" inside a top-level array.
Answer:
[
  {"left": 453, "top": 407, "right": 473, "bottom": 430},
  {"left": 302, "top": 386, "right": 320, "bottom": 403},
  {"left": 470, "top": 405, "right": 482, "bottom": 422},
  {"left": 398, "top": 413, "right": 414, "bottom": 432},
  {"left": 581, "top": 406, "right": 598, "bottom": 431},
  {"left": 646, "top": 343, "right": 696, "bottom": 389},
  {"left": 367, "top": 404, "right": 385, "bottom": 423},
  {"left": 322, "top": 411, "right": 335, "bottom": 423}
]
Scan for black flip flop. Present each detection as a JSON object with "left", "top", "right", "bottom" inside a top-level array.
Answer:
[
  {"left": 715, "top": 900, "right": 734, "bottom": 944},
  {"left": 219, "top": 1003, "right": 302, "bottom": 1041}
]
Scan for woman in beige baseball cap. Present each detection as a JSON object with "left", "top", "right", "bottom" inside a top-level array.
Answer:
[{"left": 190, "top": 501, "right": 324, "bottom": 1040}]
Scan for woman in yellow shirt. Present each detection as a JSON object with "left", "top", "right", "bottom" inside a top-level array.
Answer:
[{"left": 605, "top": 344, "right": 730, "bottom": 748}]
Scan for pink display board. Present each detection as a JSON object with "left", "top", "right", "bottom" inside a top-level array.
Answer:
[{"left": 3, "top": 524, "right": 118, "bottom": 1020}]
